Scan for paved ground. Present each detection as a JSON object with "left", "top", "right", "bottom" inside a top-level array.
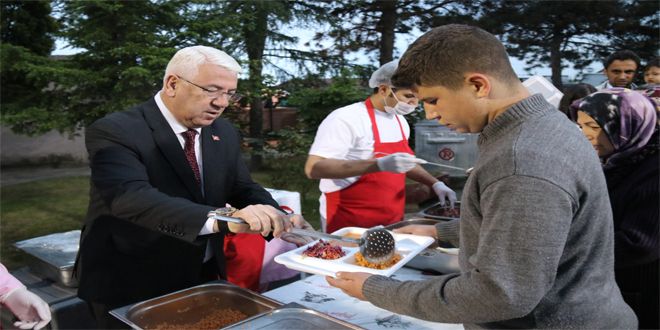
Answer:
[{"left": 0, "top": 166, "right": 90, "bottom": 187}]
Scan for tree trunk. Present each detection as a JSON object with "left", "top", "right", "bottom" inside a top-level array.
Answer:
[
  {"left": 549, "top": 33, "right": 563, "bottom": 90},
  {"left": 244, "top": 4, "right": 268, "bottom": 170},
  {"left": 377, "top": 0, "right": 397, "bottom": 65}
]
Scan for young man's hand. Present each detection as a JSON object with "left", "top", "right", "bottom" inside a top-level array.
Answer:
[
  {"left": 393, "top": 224, "right": 438, "bottom": 239},
  {"left": 326, "top": 272, "right": 373, "bottom": 300}
]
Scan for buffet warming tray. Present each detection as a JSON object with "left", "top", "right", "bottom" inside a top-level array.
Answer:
[
  {"left": 13, "top": 230, "right": 80, "bottom": 287},
  {"left": 111, "top": 282, "right": 365, "bottom": 329},
  {"left": 225, "top": 303, "right": 363, "bottom": 329},
  {"left": 110, "top": 282, "right": 282, "bottom": 329}
]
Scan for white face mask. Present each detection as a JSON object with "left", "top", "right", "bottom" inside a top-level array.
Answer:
[{"left": 383, "top": 88, "right": 417, "bottom": 115}]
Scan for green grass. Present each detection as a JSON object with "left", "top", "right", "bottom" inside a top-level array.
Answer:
[
  {"left": 0, "top": 171, "right": 322, "bottom": 270},
  {"left": 1, "top": 176, "right": 90, "bottom": 269}
]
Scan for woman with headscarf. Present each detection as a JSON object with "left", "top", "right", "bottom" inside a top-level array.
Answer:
[{"left": 571, "top": 88, "right": 659, "bottom": 329}]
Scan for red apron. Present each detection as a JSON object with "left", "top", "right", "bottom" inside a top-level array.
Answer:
[
  {"left": 325, "top": 98, "right": 413, "bottom": 233},
  {"left": 223, "top": 233, "right": 264, "bottom": 291},
  {"left": 223, "top": 206, "right": 297, "bottom": 292}
]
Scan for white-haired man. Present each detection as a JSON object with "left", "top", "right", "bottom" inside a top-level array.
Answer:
[
  {"left": 305, "top": 60, "right": 456, "bottom": 233},
  {"left": 75, "top": 46, "right": 310, "bottom": 328}
]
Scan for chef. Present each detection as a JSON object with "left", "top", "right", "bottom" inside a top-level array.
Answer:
[{"left": 305, "top": 60, "right": 456, "bottom": 233}]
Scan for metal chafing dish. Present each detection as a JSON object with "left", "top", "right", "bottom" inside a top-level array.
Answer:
[
  {"left": 225, "top": 303, "right": 363, "bottom": 329},
  {"left": 386, "top": 218, "right": 460, "bottom": 274},
  {"left": 111, "top": 283, "right": 364, "bottom": 330},
  {"left": 13, "top": 230, "right": 80, "bottom": 287},
  {"left": 110, "top": 282, "right": 282, "bottom": 329}
]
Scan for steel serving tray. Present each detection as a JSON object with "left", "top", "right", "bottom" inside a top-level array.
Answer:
[
  {"left": 110, "top": 282, "right": 283, "bottom": 329},
  {"left": 13, "top": 230, "right": 80, "bottom": 287},
  {"left": 385, "top": 219, "right": 460, "bottom": 274},
  {"left": 225, "top": 303, "right": 363, "bottom": 329}
]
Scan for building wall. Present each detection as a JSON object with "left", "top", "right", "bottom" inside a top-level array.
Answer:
[{"left": 0, "top": 125, "right": 88, "bottom": 166}]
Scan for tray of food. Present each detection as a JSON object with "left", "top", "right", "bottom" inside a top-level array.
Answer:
[
  {"left": 109, "top": 282, "right": 282, "bottom": 330},
  {"left": 274, "top": 227, "right": 435, "bottom": 278},
  {"left": 417, "top": 201, "right": 461, "bottom": 220}
]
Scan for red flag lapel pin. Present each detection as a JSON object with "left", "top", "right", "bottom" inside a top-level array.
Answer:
[{"left": 211, "top": 134, "right": 220, "bottom": 141}]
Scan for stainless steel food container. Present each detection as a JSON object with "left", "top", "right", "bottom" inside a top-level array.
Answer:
[
  {"left": 417, "top": 201, "right": 461, "bottom": 221},
  {"left": 13, "top": 230, "right": 80, "bottom": 287},
  {"left": 226, "top": 303, "right": 363, "bottom": 329},
  {"left": 386, "top": 219, "right": 460, "bottom": 274},
  {"left": 415, "top": 120, "right": 478, "bottom": 178},
  {"left": 110, "top": 282, "right": 283, "bottom": 329}
]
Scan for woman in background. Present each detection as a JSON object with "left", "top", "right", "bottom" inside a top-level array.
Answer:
[
  {"left": 558, "top": 83, "right": 596, "bottom": 120},
  {"left": 571, "top": 88, "right": 659, "bottom": 329}
]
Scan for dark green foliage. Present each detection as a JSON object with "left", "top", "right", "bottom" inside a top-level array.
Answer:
[
  {"left": 287, "top": 68, "right": 372, "bottom": 128},
  {"left": 311, "top": 0, "right": 460, "bottom": 65},
  {"left": 1, "top": 0, "right": 57, "bottom": 56},
  {"left": 432, "top": 0, "right": 659, "bottom": 89}
]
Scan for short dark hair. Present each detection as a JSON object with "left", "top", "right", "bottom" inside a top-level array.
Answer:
[
  {"left": 559, "top": 83, "right": 597, "bottom": 121},
  {"left": 644, "top": 57, "right": 660, "bottom": 72},
  {"left": 392, "top": 24, "right": 519, "bottom": 90},
  {"left": 603, "top": 50, "right": 641, "bottom": 70}
]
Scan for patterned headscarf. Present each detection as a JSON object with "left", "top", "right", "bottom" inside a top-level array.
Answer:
[{"left": 570, "top": 88, "right": 658, "bottom": 169}]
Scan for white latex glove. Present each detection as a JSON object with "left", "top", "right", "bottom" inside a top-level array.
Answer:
[
  {"left": 376, "top": 153, "right": 425, "bottom": 173},
  {"left": 432, "top": 181, "right": 457, "bottom": 208},
  {"left": 2, "top": 287, "right": 51, "bottom": 330}
]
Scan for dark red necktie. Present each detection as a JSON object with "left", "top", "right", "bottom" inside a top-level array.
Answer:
[{"left": 182, "top": 129, "right": 201, "bottom": 185}]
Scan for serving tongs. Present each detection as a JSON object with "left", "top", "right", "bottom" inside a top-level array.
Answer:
[
  {"left": 208, "top": 211, "right": 396, "bottom": 264},
  {"left": 373, "top": 152, "right": 473, "bottom": 175}
]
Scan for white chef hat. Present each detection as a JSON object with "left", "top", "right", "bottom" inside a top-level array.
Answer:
[{"left": 368, "top": 60, "right": 399, "bottom": 88}]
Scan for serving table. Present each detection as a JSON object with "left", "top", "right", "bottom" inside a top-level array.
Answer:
[{"left": 264, "top": 267, "right": 463, "bottom": 330}]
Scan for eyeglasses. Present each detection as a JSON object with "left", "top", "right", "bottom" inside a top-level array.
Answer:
[{"left": 177, "top": 75, "right": 242, "bottom": 102}]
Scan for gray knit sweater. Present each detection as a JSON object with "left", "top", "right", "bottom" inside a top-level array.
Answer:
[{"left": 363, "top": 94, "right": 638, "bottom": 329}]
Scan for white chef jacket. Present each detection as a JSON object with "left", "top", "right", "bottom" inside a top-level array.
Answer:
[{"left": 308, "top": 100, "right": 411, "bottom": 228}]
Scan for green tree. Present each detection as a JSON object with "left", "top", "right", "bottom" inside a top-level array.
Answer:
[
  {"left": 2, "top": 0, "right": 183, "bottom": 135},
  {"left": 181, "top": 0, "right": 339, "bottom": 169},
  {"left": 1, "top": 0, "right": 56, "bottom": 56},
  {"left": 0, "top": 0, "right": 61, "bottom": 135},
  {"left": 56, "top": 0, "right": 182, "bottom": 126},
  {"left": 605, "top": 0, "right": 659, "bottom": 71},
  {"left": 311, "top": 0, "right": 460, "bottom": 66},
  {"left": 432, "top": 0, "right": 659, "bottom": 89},
  {"left": 287, "top": 68, "right": 372, "bottom": 128}
]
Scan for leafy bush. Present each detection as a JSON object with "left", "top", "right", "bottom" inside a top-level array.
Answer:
[{"left": 287, "top": 68, "right": 371, "bottom": 128}]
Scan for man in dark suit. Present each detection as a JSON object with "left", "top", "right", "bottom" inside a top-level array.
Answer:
[{"left": 75, "top": 46, "right": 309, "bottom": 328}]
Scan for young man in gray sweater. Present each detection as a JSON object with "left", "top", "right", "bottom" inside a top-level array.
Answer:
[{"left": 326, "top": 24, "right": 637, "bottom": 329}]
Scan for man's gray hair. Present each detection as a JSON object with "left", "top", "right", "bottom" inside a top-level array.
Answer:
[{"left": 164, "top": 46, "right": 241, "bottom": 84}]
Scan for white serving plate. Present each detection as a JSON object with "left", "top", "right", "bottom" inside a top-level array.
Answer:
[{"left": 274, "top": 227, "right": 435, "bottom": 278}]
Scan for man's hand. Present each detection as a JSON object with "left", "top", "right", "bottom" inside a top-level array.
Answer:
[
  {"left": 432, "top": 181, "right": 457, "bottom": 208},
  {"left": 280, "top": 214, "right": 316, "bottom": 246},
  {"left": 228, "top": 204, "right": 292, "bottom": 237},
  {"left": 376, "top": 153, "right": 425, "bottom": 173},
  {"left": 325, "top": 272, "right": 372, "bottom": 300},
  {"left": 393, "top": 224, "right": 437, "bottom": 239}
]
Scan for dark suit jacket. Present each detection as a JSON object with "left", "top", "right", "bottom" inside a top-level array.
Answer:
[{"left": 75, "top": 97, "right": 278, "bottom": 307}]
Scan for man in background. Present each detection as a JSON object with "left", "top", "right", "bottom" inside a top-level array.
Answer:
[
  {"left": 305, "top": 60, "right": 456, "bottom": 233},
  {"left": 597, "top": 50, "right": 641, "bottom": 89}
]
